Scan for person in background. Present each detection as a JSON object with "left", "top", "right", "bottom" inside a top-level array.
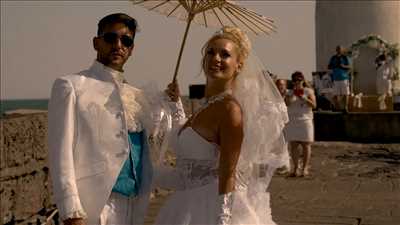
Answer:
[
  {"left": 276, "top": 79, "right": 288, "bottom": 97},
  {"left": 328, "top": 45, "right": 351, "bottom": 112},
  {"left": 312, "top": 71, "right": 334, "bottom": 111},
  {"left": 285, "top": 71, "right": 316, "bottom": 177},
  {"left": 376, "top": 53, "right": 394, "bottom": 96},
  {"left": 275, "top": 79, "right": 291, "bottom": 175}
]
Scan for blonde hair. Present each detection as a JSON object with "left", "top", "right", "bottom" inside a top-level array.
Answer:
[{"left": 201, "top": 26, "right": 252, "bottom": 70}]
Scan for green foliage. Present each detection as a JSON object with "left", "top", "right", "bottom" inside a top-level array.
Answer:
[
  {"left": 347, "top": 34, "right": 399, "bottom": 60},
  {"left": 347, "top": 34, "right": 399, "bottom": 81}
]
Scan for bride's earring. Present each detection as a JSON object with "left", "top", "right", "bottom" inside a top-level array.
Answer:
[
  {"left": 236, "top": 63, "right": 242, "bottom": 75},
  {"left": 234, "top": 69, "right": 241, "bottom": 78}
]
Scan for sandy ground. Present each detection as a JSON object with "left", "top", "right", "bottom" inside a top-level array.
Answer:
[{"left": 144, "top": 142, "right": 400, "bottom": 225}]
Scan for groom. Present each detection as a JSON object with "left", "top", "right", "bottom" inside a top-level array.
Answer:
[{"left": 48, "top": 13, "right": 184, "bottom": 225}]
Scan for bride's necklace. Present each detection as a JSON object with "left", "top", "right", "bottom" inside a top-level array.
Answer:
[
  {"left": 179, "top": 89, "right": 233, "bottom": 134},
  {"left": 193, "top": 89, "right": 233, "bottom": 117}
]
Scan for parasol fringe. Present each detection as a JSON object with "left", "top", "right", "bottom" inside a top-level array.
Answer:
[
  {"left": 228, "top": 4, "right": 276, "bottom": 31},
  {"left": 226, "top": 5, "right": 272, "bottom": 35},
  {"left": 149, "top": 0, "right": 171, "bottom": 11},
  {"left": 211, "top": 8, "right": 225, "bottom": 27},
  {"left": 202, "top": 11, "right": 208, "bottom": 27},
  {"left": 219, "top": 7, "right": 239, "bottom": 28},
  {"left": 168, "top": 3, "right": 182, "bottom": 17},
  {"left": 224, "top": 7, "right": 259, "bottom": 35}
]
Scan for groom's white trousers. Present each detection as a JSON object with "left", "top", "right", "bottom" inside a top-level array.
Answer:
[{"left": 100, "top": 192, "right": 141, "bottom": 225}]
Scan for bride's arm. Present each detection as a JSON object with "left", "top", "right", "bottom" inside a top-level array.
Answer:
[
  {"left": 151, "top": 81, "right": 186, "bottom": 190},
  {"left": 216, "top": 99, "right": 243, "bottom": 225},
  {"left": 165, "top": 81, "right": 186, "bottom": 150},
  {"left": 218, "top": 99, "right": 244, "bottom": 194}
]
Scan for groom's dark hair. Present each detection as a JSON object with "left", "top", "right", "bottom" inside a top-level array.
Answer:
[{"left": 97, "top": 13, "right": 138, "bottom": 38}]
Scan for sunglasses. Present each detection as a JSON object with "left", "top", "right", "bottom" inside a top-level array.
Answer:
[
  {"left": 100, "top": 32, "right": 134, "bottom": 48},
  {"left": 293, "top": 78, "right": 303, "bottom": 82}
]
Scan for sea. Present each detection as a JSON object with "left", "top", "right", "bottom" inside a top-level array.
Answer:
[
  {"left": 0, "top": 96, "right": 193, "bottom": 118},
  {"left": 0, "top": 99, "right": 49, "bottom": 115}
]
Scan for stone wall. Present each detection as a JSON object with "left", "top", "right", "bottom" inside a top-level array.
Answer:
[
  {"left": 314, "top": 111, "right": 400, "bottom": 142},
  {"left": 0, "top": 112, "right": 54, "bottom": 225}
]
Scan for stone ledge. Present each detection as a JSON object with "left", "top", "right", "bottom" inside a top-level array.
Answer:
[
  {"left": 314, "top": 112, "right": 400, "bottom": 142},
  {"left": 0, "top": 162, "right": 48, "bottom": 182},
  {"left": 1, "top": 112, "right": 52, "bottom": 225}
]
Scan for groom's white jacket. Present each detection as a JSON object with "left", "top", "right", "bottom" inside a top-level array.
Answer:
[{"left": 48, "top": 61, "right": 184, "bottom": 225}]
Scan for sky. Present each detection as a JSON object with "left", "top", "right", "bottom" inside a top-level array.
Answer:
[{"left": 1, "top": 1, "right": 315, "bottom": 99}]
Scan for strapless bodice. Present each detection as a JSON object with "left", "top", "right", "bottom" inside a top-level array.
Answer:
[
  {"left": 177, "top": 127, "right": 219, "bottom": 160},
  {"left": 175, "top": 127, "right": 220, "bottom": 189}
]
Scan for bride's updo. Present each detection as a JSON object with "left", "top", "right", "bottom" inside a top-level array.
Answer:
[{"left": 202, "top": 26, "right": 252, "bottom": 66}]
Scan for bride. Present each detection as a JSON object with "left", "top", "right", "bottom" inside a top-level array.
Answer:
[{"left": 156, "top": 26, "right": 288, "bottom": 225}]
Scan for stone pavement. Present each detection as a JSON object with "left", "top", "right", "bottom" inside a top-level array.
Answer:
[
  {"left": 270, "top": 142, "right": 400, "bottom": 225},
  {"left": 145, "top": 142, "right": 400, "bottom": 225}
]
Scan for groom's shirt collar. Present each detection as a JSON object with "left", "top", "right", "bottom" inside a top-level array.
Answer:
[{"left": 89, "top": 60, "right": 126, "bottom": 84}]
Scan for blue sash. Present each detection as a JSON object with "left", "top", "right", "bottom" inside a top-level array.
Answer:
[{"left": 112, "top": 131, "right": 143, "bottom": 197}]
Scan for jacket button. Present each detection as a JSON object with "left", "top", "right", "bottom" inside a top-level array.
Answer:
[
  {"left": 115, "top": 150, "right": 128, "bottom": 158},
  {"left": 115, "top": 130, "right": 125, "bottom": 138},
  {"left": 116, "top": 112, "right": 123, "bottom": 119}
]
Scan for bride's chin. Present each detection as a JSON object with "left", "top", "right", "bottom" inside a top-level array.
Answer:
[{"left": 206, "top": 71, "right": 224, "bottom": 79}]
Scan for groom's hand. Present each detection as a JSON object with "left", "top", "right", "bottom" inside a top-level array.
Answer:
[
  {"left": 165, "top": 81, "right": 180, "bottom": 102},
  {"left": 63, "top": 218, "right": 85, "bottom": 225}
]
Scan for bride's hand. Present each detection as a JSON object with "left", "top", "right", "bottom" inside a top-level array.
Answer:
[{"left": 165, "top": 81, "right": 180, "bottom": 102}]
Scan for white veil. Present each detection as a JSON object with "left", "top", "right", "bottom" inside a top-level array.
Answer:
[{"left": 231, "top": 51, "right": 289, "bottom": 224}]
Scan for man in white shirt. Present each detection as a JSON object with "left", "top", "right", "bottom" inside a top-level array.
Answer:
[{"left": 48, "top": 13, "right": 184, "bottom": 225}]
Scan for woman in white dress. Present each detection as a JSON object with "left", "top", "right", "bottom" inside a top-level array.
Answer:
[
  {"left": 155, "top": 27, "right": 288, "bottom": 225},
  {"left": 285, "top": 71, "right": 316, "bottom": 177},
  {"left": 376, "top": 54, "right": 393, "bottom": 96}
]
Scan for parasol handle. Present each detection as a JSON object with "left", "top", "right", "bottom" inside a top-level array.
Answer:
[{"left": 172, "top": 14, "right": 194, "bottom": 82}]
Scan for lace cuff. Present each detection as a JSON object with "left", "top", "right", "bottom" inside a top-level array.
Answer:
[
  {"left": 60, "top": 210, "right": 87, "bottom": 221},
  {"left": 216, "top": 192, "right": 234, "bottom": 225},
  {"left": 56, "top": 194, "right": 88, "bottom": 221},
  {"left": 166, "top": 97, "right": 186, "bottom": 122}
]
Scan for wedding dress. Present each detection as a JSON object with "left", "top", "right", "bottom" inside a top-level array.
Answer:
[{"left": 154, "top": 126, "right": 276, "bottom": 225}]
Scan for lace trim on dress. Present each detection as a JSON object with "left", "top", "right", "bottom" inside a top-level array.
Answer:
[{"left": 177, "top": 158, "right": 219, "bottom": 190}]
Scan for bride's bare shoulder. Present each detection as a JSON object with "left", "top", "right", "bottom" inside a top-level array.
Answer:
[
  {"left": 217, "top": 96, "right": 243, "bottom": 125},
  {"left": 221, "top": 95, "right": 241, "bottom": 110}
]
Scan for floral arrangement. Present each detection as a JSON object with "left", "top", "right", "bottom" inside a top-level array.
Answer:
[
  {"left": 347, "top": 34, "right": 398, "bottom": 59},
  {"left": 347, "top": 34, "right": 399, "bottom": 79}
]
